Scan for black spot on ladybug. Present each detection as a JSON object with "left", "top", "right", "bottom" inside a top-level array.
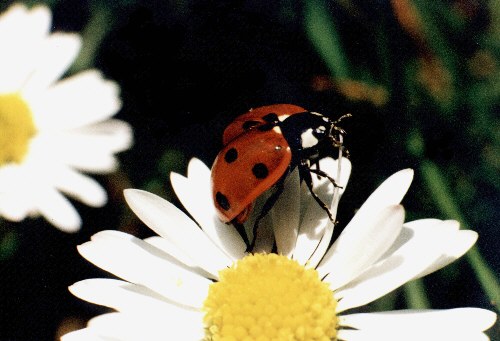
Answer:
[
  {"left": 252, "top": 163, "right": 269, "bottom": 179},
  {"left": 224, "top": 148, "right": 238, "bottom": 163},
  {"left": 262, "top": 113, "right": 278, "bottom": 123},
  {"left": 257, "top": 124, "right": 274, "bottom": 132},
  {"left": 242, "top": 120, "right": 260, "bottom": 130},
  {"left": 216, "top": 192, "right": 230, "bottom": 211}
]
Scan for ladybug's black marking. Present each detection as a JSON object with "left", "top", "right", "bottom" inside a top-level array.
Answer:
[
  {"left": 216, "top": 192, "right": 231, "bottom": 211},
  {"left": 242, "top": 120, "right": 260, "bottom": 130},
  {"left": 252, "top": 163, "right": 269, "bottom": 179},
  {"left": 224, "top": 148, "right": 238, "bottom": 163},
  {"left": 257, "top": 124, "right": 274, "bottom": 132},
  {"left": 262, "top": 113, "right": 278, "bottom": 123}
]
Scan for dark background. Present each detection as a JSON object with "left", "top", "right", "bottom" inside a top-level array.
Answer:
[{"left": 0, "top": 0, "right": 498, "bottom": 340}]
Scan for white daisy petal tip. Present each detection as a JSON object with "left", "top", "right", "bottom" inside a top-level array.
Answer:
[
  {"left": 393, "top": 168, "right": 414, "bottom": 186},
  {"left": 443, "top": 219, "right": 461, "bottom": 231},
  {"left": 76, "top": 241, "right": 93, "bottom": 258},
  {"left": 187, "top": 157, "right": 211, "bottom": 176},
  {"left": 27, "top": 4, "right": 52, "bottom": 29},
  {"left": 60, "top": 329, "right": 96, "bottom": 341},
  {"left": 68, "top": 281, "right": 88, "bottom": 298},
  {"left": 169, "top": 171, "right": 186, "bottom": 189},
  {"left": 123, "top": 188, "right": 154, "bottom": 210},
  {"left": 480, "top": 309, "right": 498, "bottom": 331},
  {"left": 49, "top": 32, "right": 82, "bottom": 53},
  {"left": 462, "top": 229, "right": 479, "bottom": 247},
  {"left": 50, "top": 212, "right": 82, "bottom": 233},
  {"left": 87, "top": 190, "right": 107, "bottom": 208}
]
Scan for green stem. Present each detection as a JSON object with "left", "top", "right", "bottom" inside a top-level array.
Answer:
[
  {"left": 420, "top": 160, "right": 500, "bottom": 312},
  {"left": 372, "top": 290, "right": 398, "bottom": 312},
  {"left": 404, "top": 278, "right": 431, "bottom": 309},
  {"left": 304, "top": 0, "right": 351, "bottom": 79},
  {"left": 0, "top": 220, "right": 18, "bottom": 261},
  {"left": 69, "top": 4, "right": 114, "bottom": 73}
]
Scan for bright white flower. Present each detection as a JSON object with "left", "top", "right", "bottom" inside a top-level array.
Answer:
[
  {"left": 0, "top": 4, "right": 132, "bottom": 231},
  {"left": 63, "top": 158, "right": 496, "bottom": 340}
]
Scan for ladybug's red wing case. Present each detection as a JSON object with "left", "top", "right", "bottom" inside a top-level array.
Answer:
[
  {"left": 222, "top": 104, "right": 307, "bottom": 145},
  {"left": 211, "top": 129, "right": 292, "bottom": 223}
]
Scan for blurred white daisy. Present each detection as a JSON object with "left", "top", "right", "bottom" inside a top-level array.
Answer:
[
  {"left": 63, "top": 158, "right": 496, "bottom": 340},
  {"left": 0, "top": 4, "right": 132, "bottom": 231}
]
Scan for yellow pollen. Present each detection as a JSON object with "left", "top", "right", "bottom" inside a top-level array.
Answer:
[
  {"left": 203, "top": 253, "right": 338, "bottom": 340},
  {"left": 0, "top": 93, "right": 36, "bottom": 165}
]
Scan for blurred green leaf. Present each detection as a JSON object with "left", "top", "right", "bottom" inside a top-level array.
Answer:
[
  {"left": 404, "top": 279, "right": 431, "bottom": 309},
  {"left": 69, "top": 4, "right": 114, "bottom": 73},
  {"left": 0, "top": 227, "right": 18, "bottom": 261},
  {"left": 304, "top": 0, "right": 351, "bottom": 79},
  {"left": 420, "top": 160, "right": 500, "bottom": 312},
  {"left": 158, "top": 149, "right": 187, "bottom": 177}
]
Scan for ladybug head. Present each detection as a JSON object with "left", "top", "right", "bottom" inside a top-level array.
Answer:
[{"left": 279, "top": 111, "right": 349, "bottom": 161}]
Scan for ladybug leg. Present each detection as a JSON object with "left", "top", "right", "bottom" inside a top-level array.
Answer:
[
  {"left": 309, "top": 168, "right": 342, "bottom": 189},
  {"left": 300, "top": 165, "right": 335, "bottom": 222},
  {"left": 248, "top": 175, "right": 287, "bottom": 252},
  {"left": 313, "top": 159, "right": 321, "bottom": 180},
  {"left": 232, "top": 221, "right": 251, "bottom": 250}
]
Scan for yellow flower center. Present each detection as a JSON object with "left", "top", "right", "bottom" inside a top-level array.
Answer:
[
  {"left": 0, "top": 93, "right": 36, "bottom": 165},
  {"left": 203, "top": 253, "right": 338, "bottom": 341}
]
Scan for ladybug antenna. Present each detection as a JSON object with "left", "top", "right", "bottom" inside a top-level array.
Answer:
[
  {"left": 329, "top": 113, "right": 350, "bottom": 158},
  {"left": 331, "top": 113, "right": 352, "bottom": 136},
  {"left": 334, "top": 113, "right": 352, "bottom": 124}
]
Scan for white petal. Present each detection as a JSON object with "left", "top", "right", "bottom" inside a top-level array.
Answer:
[
  {"left": 0, "top": 193, "right": 31, "bottom": 222},
  {"left": 69, "top": 119, "right": 134, "bottom": 153},
  {"left": 293, "top": 179, "right": 330, "bottom": 263},
  {"left": 306, "top": 157, "right": 352, "bottom": 268},
  {"left": 272, "top": 168, "right": 300, "bottom": 257},
  {"left": 34, "top": 187, "right": 81, "bottom": 232},
  {"left": 60, "top": 328, "right": 105, "bottom": 341},
  {"left": 21, "top": 33, "right": 81, "bottom": 97},
  {"left": 52, "top": 166, "right": 107, "bottom": 207},
  {"left": 170, "top": 158, "right": 246, "bottom": 260},
  {"left": 0, "top": 5, "right": 50, "bottom": 41},
  {"left": 59, "top": 151, "right": 119, "bottom": 174},
  {"left": 144, "top": 236, "right": 196, "bottom": 267},
  {"left": 30, "top": 70, "right": 121, "bottom": 131},
  {"left": 317, "top": 169, "right": 413, "bottom": 274},
  {"left": 322, "top": 205, "right": 405, "bottom": 290},
  {"left": 334, "top": 223, "right": 452, "bottom": 312},
  {"left": 339, "top": 308, "right": 497, "bottom": 332},
  {"left": 293, "top": 157, "right": 350, "bottom": 264},
  {"left": 378, "top": 219, "right": 443, "bottom": 259},
  {"left": 0, "top": 164, "right": 36, "bottom": 221},
  {"left": 251, "top": 211, "right": 275, "bottom": 253},
  {"left": 0, "top": 5, "right": 51, "bottom": 92},
  {"left": 378, "top": 219, "right": 477, "bottom": 280},
  {"left": 414, "top": 229, "right": 477, "bottom": 279},
  {"left": 124, "top": 189, "right": 233, "bottom": 278},
  {"left": 78, "top": 231, "right": 211, "bottom": 308},
  {"left": 144, "top": 236, "right": 214, "bottom": 279},
  {"left": 337, "top": 329, "right": 491, "bottom": 341},
  {"left": 69, "top": 278, "right": 200, "bottom": 316},
  {"left": 87, "top": 312, "right": 204, "bottom": 341},
  {"left": 31, "top": 131, "right": 121, "bottom": 173}
]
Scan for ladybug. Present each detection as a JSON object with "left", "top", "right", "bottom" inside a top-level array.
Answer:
[{"left": 211, "top": 104, "right": 349, "bottom": 248}]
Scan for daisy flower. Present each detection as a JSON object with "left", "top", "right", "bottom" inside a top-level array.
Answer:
[
  {"left": 0, "top": 4, "right": 132, "bottom": 231},
  {"left": 63, "top": 158, "right": 496, "bottom": 340}
]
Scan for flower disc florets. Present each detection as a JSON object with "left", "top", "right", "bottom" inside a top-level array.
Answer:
[
  {"left": 203, "top": 253, "right": 338, "bottom": 341},
  {"left": 0, "top": 94, "right": 36, "bottom": 165}
]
